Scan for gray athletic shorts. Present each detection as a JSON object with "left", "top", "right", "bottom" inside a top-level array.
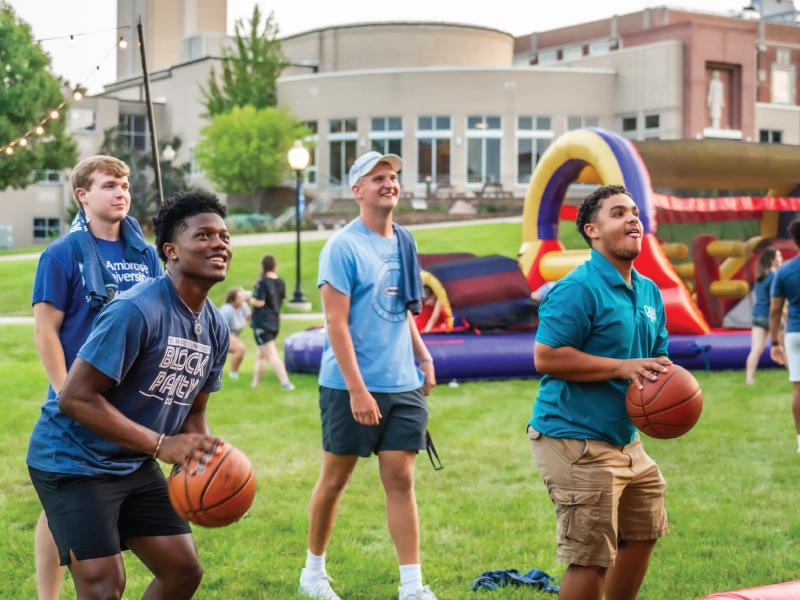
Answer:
[{"left": 319, "top": 386, "right": 428, "bottom": 457}]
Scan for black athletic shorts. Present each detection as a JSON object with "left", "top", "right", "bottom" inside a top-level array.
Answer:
[
  {"left": 319, "top": 386, "right": 428, "bottom": 457},
  {"left": 29, "top": 459, "right": 192, "bottom": 566},
  {"left": 253, "top": 327, "right": 278, "bottom": 346}
]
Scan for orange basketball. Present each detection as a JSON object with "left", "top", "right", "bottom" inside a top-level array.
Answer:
[
  {"left": 625, "top": 364, "right": 703, "bottom": 439},
  {"left": 168, "top": 442, "right": 257, "bottom": 527}
]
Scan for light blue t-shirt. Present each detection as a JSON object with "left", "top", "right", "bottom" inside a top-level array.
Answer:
[
  {"left": 27, "top": 276, "right": 229, "bottom": 476},
  {"left": 531, "top": 250, "right": 669, "bottom": 446},
  {"left": 317, "top": 218, "right": 424, "bottom": 393},
  {"left": 31, "top": 234, "right": 162, "bottom": 403},
  {"left": 772, "top": 257, "right": 800, "bottom": 333}
]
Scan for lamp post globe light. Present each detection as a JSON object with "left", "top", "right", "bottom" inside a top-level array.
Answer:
[
  {"left": 287, "top": 139, "right": 312, "bottom": 311},
  {"left": 161, "top": 144, "right": 176, "bottom": 200}
]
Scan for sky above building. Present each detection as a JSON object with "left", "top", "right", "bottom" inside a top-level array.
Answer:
[{"left": 11, "top": 0, "right": 748, "bottom": 94}]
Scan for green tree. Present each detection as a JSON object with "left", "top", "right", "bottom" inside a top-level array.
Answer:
[
  {"left": 0, "top": 4, "right": 78, "bottom": 189},
  {"left": 99, "top": 127, "right": 192, "bottom": 226},
  {"left": 195, "top": 105, "right": 307, "bottom": 197},
  {"left": 201, "top": 5, "right": 289, "bottom": 118}
]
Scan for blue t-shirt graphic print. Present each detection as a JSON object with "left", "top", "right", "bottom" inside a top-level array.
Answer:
[
  {"left": 317, "top": 218, "right": 424, "bottom": 393},
  {"left": 31, "top": 234, "right": 162, "bottom": 402},
  {"left": 27, "top": 276, "right": 229, "bottom": 476}
]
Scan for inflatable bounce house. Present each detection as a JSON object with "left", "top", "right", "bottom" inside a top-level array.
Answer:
[{"left": 285, "top": 129, "right": 800, "bottom": 383}]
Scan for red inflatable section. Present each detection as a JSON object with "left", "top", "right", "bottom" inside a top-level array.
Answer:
[
  {"left": 701, "top": 580, "right": 800, "bottom": 599},
  {"left": 634, "top": 234, "right": 710, "bottom": 335}
]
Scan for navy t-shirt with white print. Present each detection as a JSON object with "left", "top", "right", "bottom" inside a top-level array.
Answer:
[
  {"left": 27, "top": 276, "right": 230, "bottom": 476},
  {"left": 31, "top": 234, "right": 162, "bottom": 402}
]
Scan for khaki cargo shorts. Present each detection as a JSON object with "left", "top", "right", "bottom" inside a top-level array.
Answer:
[{"left": 528, "top": 426, "right": 668, "bottom": 568}]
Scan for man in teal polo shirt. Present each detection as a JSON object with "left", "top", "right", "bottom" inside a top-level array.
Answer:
[{"left": 529, "top": 185, "right": 672, "bottom": 600}]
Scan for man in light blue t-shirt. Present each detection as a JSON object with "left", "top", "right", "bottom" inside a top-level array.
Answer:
[
  {"left": 769, "top": 220, "right": 800, "bottom": 453},
  {"left": 529, "top": 185, "right": 672, "bottom": 600},
  {"left": 299, "top": 152, "right": 438, "bottom": 600}
]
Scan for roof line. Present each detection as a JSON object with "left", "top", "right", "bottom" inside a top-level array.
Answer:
[{"left": 281, "top": 21, "right": 514, "bottom": 42}]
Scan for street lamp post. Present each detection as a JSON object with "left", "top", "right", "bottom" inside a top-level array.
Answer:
[{"left": 287, "top": 139, "right": 311, "bottom": 311}]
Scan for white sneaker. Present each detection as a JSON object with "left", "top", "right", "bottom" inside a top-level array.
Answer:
[
  {"left": 282, "top": 382, "right": 296, "bottom": 391},
  {"left": 399, "top": 585, "right": 438, "bottom": 600},
  {"left": 299, "top": 569, "right": 341, "bottom": 600}
]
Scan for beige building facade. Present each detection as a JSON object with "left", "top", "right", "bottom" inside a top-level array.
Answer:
[{"left": 2, "top": 1, "right": 800, "bottom": 247}]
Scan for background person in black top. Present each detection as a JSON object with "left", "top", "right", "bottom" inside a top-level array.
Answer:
[{"left": 250, "top": 254, "right": 294, "bottom": 390}]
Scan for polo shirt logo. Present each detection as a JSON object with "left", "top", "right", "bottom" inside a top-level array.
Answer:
[{"left": 643, "top": 305, "right": 657, "bottom": 323}]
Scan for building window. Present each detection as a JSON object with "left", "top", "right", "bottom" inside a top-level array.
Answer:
[
  {"left": 760, "top": 129, "right": 782, "bottom": 144},
  {"left": 516, "top": 116, "right": 553, "bottom": 185},
  {"left": 302, "top": 121, "right": 319, "bottom": 186},
  {"left": 771, "top": 67, "right": 794, "bottom": 104},
  {"left": 466, "top": 116, "right": 502, "bottom": 185},
  {"left": 538, "top": 50, "right": 557, "bottom": 65},
  {"left": 621, "top": 116, "right": 637, "bottom": 134},
  {"left": 566, "top": 116, "right": 600, "bottom": 131},
  {"left": 187, "top": 145, "right": 203, "bottom": 178},
  {"left": 70, "top": 109, "right": 97, "bottom": 134},
  {"left": 644, "top": 114, "right": 660, "bottom": 130},
  {"left": 32, "top": 170, "right": 63, "bottom": 185},
  {"left": 33, "top": 218, "right": 60, "bottom": 241},
  {"left": 563, "top": 46, "right": 583, "bottom": 61},
  {"left": 589, "top": 40, "right": 610, "bottom": 56},
  {"left": 370, "top": 117, "right": 403, "bottom": 167},
  {"left": 777, "top": 49, "right": 791, "bottom": 66},
  {"left": 417, "top": 116, "right": 451, "bottom": 185},
  {"left": 329, "top": 118, "right": 357, "bottom": 134},
  {"left": 118, "top": 114, "right": 147, "bottom": 151},
  {"left": 329, "top": 118, "right": 358, "bottom": 186}
]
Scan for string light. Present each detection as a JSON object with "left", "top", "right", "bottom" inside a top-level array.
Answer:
[
  {"left": 18, "top": 138, "right": 27, "bottom": 147},
  {"left": 35, "top": 126, "right": 44, "bottom": 135},
  {"left": 50, "top": 110, "right": 59, "bottom": 119},
  {"left": 95, "top": 65, "right": 101, "bottom": 77},
  {"left": 118, "top": 37, "right": 128, "bottom": 49},
  {"left": 69, "top": 35, "right": 76, "bottom": 47},
  {"left": 5, "top": 147, "right": 12, "bottom": 155},
  {"left": 73, "top": 90, "right": 82, "bottom": 101}
]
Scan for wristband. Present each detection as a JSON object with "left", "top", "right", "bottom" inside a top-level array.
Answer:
[
  {"left": 771, "top": 340, "right": 780, "bottom": 347},
  {"left": 153, "top": 433, "right": 166, "bottom": 459},
  {"left": 419, "top": 359, "right": 433, "bottom": 366}
]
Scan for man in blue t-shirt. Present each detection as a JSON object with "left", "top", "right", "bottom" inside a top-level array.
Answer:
[
  {"left": 30, "top": 155, "right": 162, "bottom": 600},
  {"left": 769, "top": 220, "right": 800, "bottom": 453},
  {"left": 27, "top": 191, "right": 231, "bottom": 600},
  {"left": 529, "top": 185, "right": 672, "bottom": 600},
  {"left": 299, "top": 152, "right": 438, "bottom": 600}
]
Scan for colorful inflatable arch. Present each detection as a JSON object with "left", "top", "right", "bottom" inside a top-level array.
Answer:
[{"left": 519, "top": 128, "right": 710, "bottom": 335}]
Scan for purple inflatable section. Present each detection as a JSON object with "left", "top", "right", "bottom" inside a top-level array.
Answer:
[{"left": 284, "top": 328, "right": 778, "bottom": 380}]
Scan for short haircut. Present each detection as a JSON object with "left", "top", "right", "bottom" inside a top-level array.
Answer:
[
  {"left": 575, "top": 184, "right": 633, "bottom": 247},
  {"left": 225, "top": 288, "right": 240, "bottom": 304},
  {"left": 71, "top": 155, "right": 130, "bottom": 196},
  {"left": 789, "top": 219, "right": 800, "bottom": 248},
  {"left": 152, "top": 190, "right": 227, "bottom": 262},
  {"left": 261, "top": 254, "right": 277, "bottom": 274}
]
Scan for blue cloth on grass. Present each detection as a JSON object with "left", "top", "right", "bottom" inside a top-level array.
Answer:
[{"left": 472, "top": 568, "right": 559, "bottom": 593}]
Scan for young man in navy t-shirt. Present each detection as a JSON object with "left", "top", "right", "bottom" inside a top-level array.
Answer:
[
  {"left": 27, "top": 191, "right": 231, "bottom": 600},
  {"left": 31, "top": 155, "right": 161, "bottom": 600}
]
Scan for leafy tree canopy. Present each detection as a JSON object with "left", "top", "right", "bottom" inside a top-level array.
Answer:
[
  {"left": 201, "top": 5, "right": 289, "bottom": 118},
  {"left": 195, "top": 105, "right": 308, "bottom": 197},
  {"left": 0, "top": 3, "right": 77, "bottom": 190}
]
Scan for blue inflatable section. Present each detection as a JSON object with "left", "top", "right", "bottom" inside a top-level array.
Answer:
[{"left": 284, "top": 328, "right": 779, "bottom": 381}]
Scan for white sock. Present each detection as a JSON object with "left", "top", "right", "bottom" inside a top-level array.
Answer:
[
  {"left": 399, "top": 564, "right": 423, "bottom": 596},
  {"left": 229, "top": 371, "right": 239, "bottom": 379},
  {"left": 797, "top": 434, "right": 800, "bottom": 449},
  {"left": 305, "top": 550, "right": 326, "bottom": 576}
]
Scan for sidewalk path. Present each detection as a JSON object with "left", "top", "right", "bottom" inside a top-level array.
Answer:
[{"left": 0, "top": 216, "right": 523, "bottom": 262}]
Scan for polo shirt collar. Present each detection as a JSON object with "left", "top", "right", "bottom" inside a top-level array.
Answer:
[{"left": 589, "top": 249, "right": 639, "bottom": 289}]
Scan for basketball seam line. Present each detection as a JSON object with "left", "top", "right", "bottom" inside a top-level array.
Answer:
[
  {"left": 641, "top": 369, "right": 679, "bottom": 407},
  {"left": 198, "top": 446, "right": 233, "bottom": 510},
  {"left": 640, "top": 389, "right": 701, "bottom": 418},
  {"left": 197, "top": 471, "right": 255, "bottom": 513}
]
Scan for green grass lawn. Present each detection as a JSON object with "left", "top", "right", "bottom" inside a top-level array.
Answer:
[
  {"left": 0, "top": 220, "right": 585, "bottom": 317},
  {"left": 2, "top": 319, "right": 800, "bottom": 599}
]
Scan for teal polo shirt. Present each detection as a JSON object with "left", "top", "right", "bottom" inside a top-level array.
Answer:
[{"left": 531, "top": 249, "right": 669, "bottom": 446}]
